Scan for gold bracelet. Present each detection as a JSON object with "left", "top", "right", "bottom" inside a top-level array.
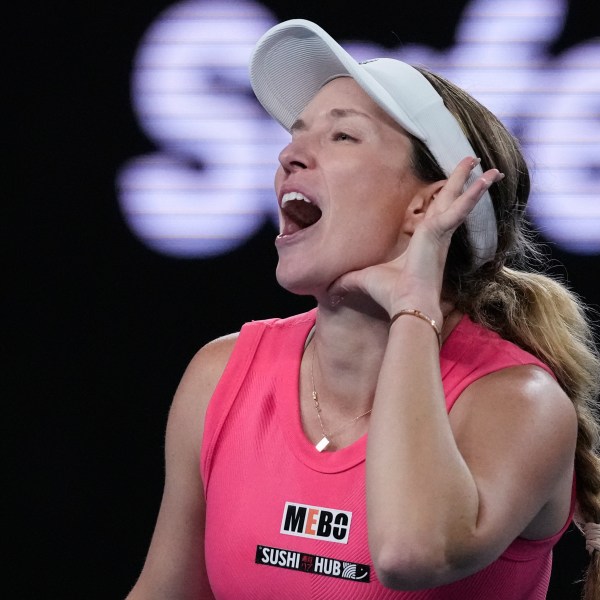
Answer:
[{"left": 389, "top": 309, "right": 442, "bottom": 349}]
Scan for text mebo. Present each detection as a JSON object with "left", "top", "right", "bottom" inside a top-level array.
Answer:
[{"left": 280, "top": 502, "right": 352, "bottom": 544}]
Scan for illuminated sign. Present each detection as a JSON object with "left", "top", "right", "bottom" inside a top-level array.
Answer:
[{"left": 117, "top": 0, "right": 600, "bottom": 256}]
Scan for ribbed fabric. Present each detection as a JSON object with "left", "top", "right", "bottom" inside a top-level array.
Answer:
[{"left": 201, "top": 309, "right": 574, "bottom": 599}]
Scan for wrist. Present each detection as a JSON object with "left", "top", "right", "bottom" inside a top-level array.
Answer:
[
  {"left": 388, "top": 300, "right": 443, "bottom": 325},
  {"left": 389, "top": 308, "right": 443, "bottom": 349}
]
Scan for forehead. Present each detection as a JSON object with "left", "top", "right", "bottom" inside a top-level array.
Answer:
[{"left": 302, "top": 76, "right": 406, "bottom": 133}]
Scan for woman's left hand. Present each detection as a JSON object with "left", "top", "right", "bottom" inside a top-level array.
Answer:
[{"left": 327, "top": 157, "right": 504, "bottom": 318}]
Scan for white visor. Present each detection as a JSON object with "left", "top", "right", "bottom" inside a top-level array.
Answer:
[{"left": 249, "top": 19, "right": 498, "bottom": 268}]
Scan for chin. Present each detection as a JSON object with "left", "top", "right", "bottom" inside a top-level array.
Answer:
[{"left": 275, "top": 265, "right": 323, "bottom": 298}]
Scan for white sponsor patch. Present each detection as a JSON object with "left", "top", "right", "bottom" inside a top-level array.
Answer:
[{"left": 280, "top": 502, "right": 352, "bottom": 544}]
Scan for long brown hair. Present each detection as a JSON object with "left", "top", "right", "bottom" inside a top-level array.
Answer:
[{"left": 411, "top": 67, "right": 600, "bottom": 599}]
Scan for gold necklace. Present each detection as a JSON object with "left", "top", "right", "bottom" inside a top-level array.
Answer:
[{"left": 310, "top": 342, "right": 372, "bottom": 452}]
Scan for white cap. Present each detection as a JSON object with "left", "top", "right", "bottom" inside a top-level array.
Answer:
[{"left": 250, "top": 19, "right": 498, "bottom": 268}]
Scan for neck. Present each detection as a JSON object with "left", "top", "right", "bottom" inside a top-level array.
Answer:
[
  {"left": 305, "top": 300, "right": 460, "bottom": 412},
  {"left": 298, "top": 300, "right": 461, "bottom": 451},
  {"left": 309, "top": 305, "right": 388, "bottom": 411}
]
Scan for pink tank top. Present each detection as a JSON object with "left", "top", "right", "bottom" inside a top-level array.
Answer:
[{"left": 201, "top": 309, "right": 574, "bottom": 599}]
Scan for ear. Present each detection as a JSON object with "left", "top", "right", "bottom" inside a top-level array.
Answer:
[{"left": 401, "top": 179, "right": 446, "bottom": 235}]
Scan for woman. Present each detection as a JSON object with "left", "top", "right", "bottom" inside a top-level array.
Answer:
[{"left": 126, "top": 19, "right": 600, "bottom": 599}]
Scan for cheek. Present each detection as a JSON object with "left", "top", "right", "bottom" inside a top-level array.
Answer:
[
  {"left": 349, "top": 188, "right": 411, "bottom": 257},
  {"left": 338, "top": 214, "right": 404, "bottom": 264},
  {"left": 274, "top": 166, "right": 285, "bottom": 191}
]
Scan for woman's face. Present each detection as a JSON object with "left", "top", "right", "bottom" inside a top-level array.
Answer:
[{"left": 273, "top": 77, "right": 434, "bottom": 298}]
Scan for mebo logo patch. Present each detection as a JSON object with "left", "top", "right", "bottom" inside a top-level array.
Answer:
[
  {"left": 256, "top": 545, "right": 370, "bottom": 583},
  {"left": 280, "top": 502, "right": 352, "bottom": 544}
]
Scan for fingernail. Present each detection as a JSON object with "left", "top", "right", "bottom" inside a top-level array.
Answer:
[
  {"left": 470, "top": 157, "right": 482, "bottom": 169},
  {"left": 482, "top": 171, "right": 504, "bottom": 188}
]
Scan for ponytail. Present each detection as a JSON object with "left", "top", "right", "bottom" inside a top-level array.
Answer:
[{"left": 412, "top": 66, "right": 600, "bottom": 599}]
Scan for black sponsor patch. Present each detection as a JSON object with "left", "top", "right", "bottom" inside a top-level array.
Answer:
[{"left": 255, "top": 545, "right": 370, "bottom": 583}]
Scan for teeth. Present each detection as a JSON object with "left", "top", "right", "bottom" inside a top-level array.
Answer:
[{"left": 282, "top": 192, "right": 312, "bottom": 206}]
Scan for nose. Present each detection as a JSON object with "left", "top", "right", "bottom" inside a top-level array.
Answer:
[{"left": 278, "top": 135, "right": 313, "bottom": 173}]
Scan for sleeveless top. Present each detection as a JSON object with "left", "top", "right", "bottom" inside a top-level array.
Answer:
[{"left": 201, "top": 309, "right": 574, "bottom": 599}]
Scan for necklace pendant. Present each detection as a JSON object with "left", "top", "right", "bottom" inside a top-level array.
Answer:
[{"left": 315, "top": 436, "right": 330, "bottom": 452}]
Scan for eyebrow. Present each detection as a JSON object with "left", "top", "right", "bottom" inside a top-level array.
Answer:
[{"left": 290, "top": 108, "right": 373, "bottom": 133}]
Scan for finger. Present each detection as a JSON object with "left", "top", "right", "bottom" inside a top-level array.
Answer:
[
  {"left": 327, "top": 269, "right": 369, "bottom": 301},
  {"left": 435, "top": 168, "right": 504, "bottom": 232},
  {"left": 463, "top": 168, "right": 505, "bottom": 214},
  {"left": 434, "top": 156, "right": 482, "bottom": 210}
]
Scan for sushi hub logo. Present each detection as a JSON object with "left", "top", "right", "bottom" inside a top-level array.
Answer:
[{"left": 255, "top": 545, "right": 370, "bottom": 583}]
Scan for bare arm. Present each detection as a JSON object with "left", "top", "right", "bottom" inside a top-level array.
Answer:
[
  {"left": 329, "top": 158, "right": 577, "bottom": 588},
  {"left": 126, "top": 334, "right": 237, "bottom": 600},
  {"left": 367, "top": 319, "right": 577, "bottom": 588}
]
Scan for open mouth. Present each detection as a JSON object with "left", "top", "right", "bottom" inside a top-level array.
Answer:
[{"left": 279, "top": 192, "right": 322, "bottom": 237}]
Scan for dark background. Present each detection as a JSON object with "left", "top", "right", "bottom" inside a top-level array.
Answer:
[{"left": 8, "top": 0, "right": 598, "bottom": 597}]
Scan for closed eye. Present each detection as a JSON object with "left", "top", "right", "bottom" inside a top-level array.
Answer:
[{"left": 333, "top": 132, "right": 357, "bottom": 142}]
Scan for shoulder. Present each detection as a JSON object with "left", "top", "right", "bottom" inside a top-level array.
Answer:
[
  {"left": 442, "top": 315, "right": 559, "bottom": 410},
  {"left": 451, "top": 365, "right": 577, "bottom": 502},
  {"left": 457, "top": 362, "right": 575, "bottom": 422},
  {"left": 449, "top": 316, "right": 550, "bottom": 368},
  {"left": 168, "top": 310, "right": 317, "bottom": 442},
  {"left": 165, "top": 333, "right": 239, "bottom": 456},
  {"left": 173, "top": 333, "right": 239, "bottom": 414},
  {"left": 449, "top": 318, "right": 578, "bottom": 485},
  {"left": 450, "top": 316, "right": 571, "bottom": 420},
  {"left": 174, "top": 310, "right": 315, "bottom": 407},
  {"left": 186, "top": 333, "right": 240, "bottom": 389},
  {"left": 451, "top": 344, "right": 577, "bottom": 445},
  {"left": 450, "top": 364, "right": 577, "bottom": 539}
]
